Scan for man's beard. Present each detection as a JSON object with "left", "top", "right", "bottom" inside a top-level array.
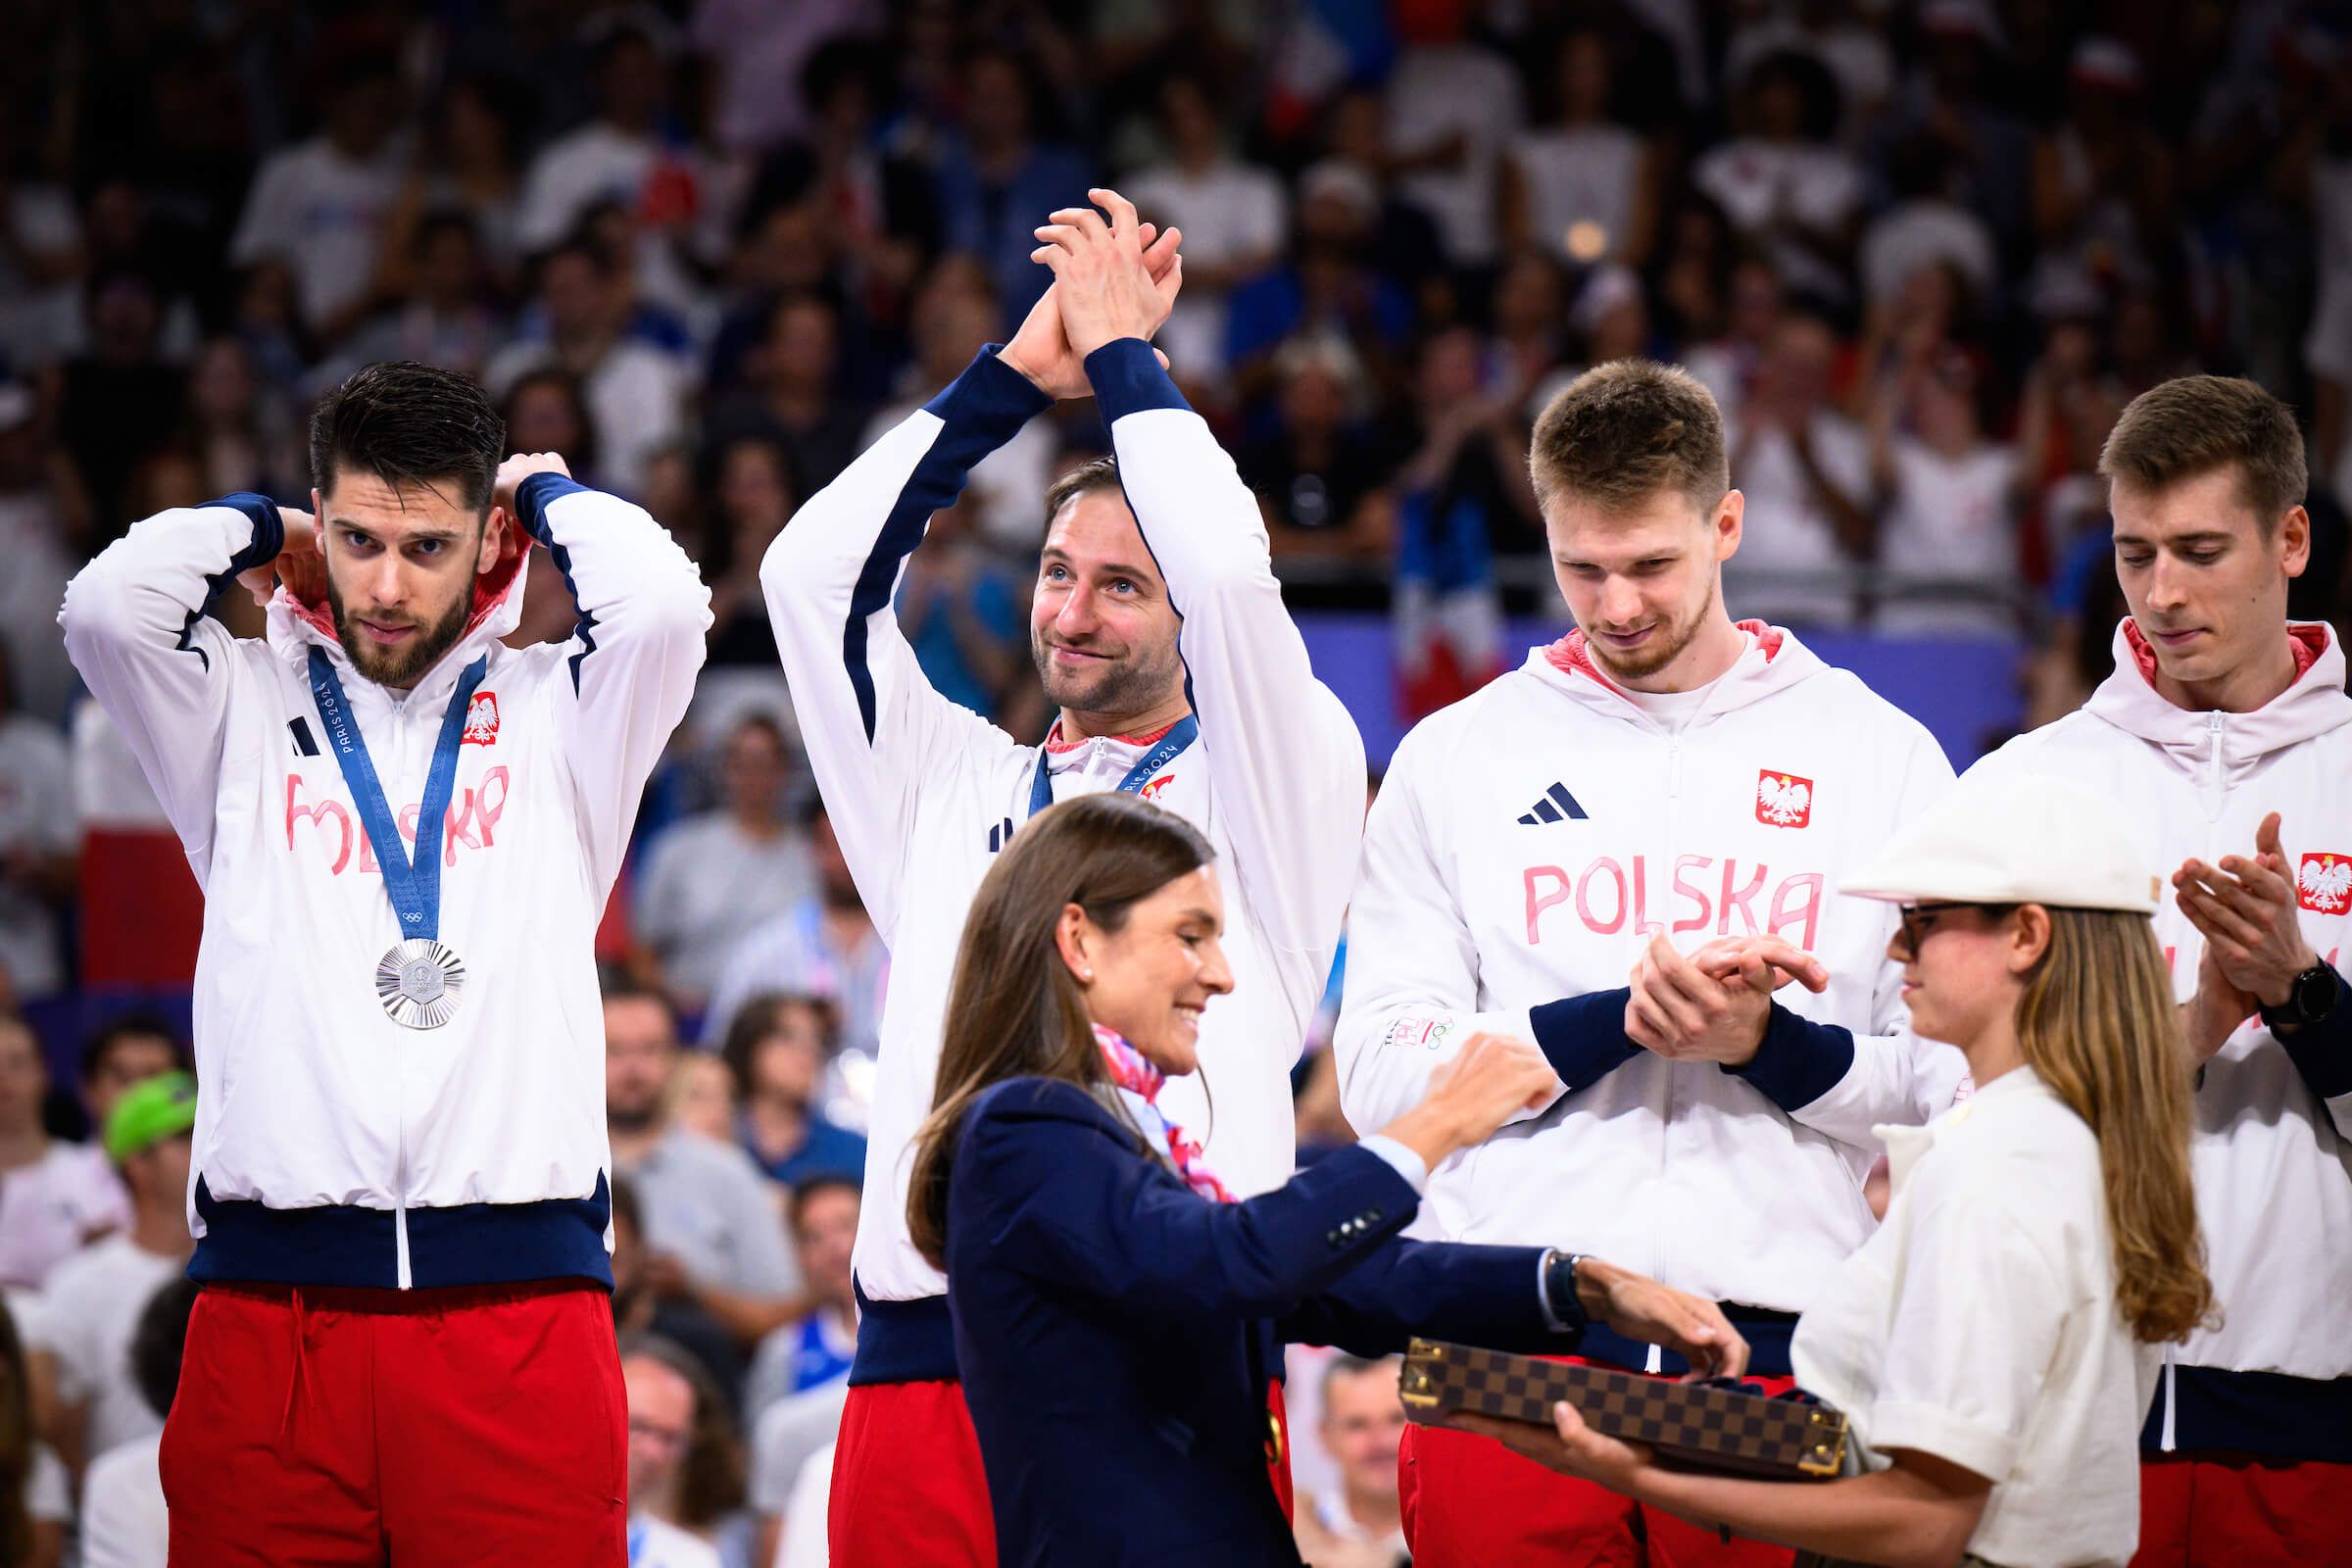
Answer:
[
  {"left": 1031, "top": 629, "right": 1181, "bottom": 720},
  {"left": 328, "top": 572, "right": 475, "bottom": 687},
  {"left": 1585, "top": 574, "right": 1716, "bottom": 684}
]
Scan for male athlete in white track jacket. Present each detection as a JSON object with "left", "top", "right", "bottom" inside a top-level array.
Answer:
[
  {"left": 761, "top": 193, "right": 1363, "bottom": 1565},
  {"left": 1337, "top": 362, "right": 1957, "bottom": 1568}
]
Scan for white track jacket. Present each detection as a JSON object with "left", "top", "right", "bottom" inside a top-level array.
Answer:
[
  {"left": 61, "top": 478, "right": 709, "bottom": 1289},
  {"left": 761, "top": 342, "right": 1364, "bottom": 1383},
  {"left": 1337, "top": 625, "right": 1959, "bottom": 1360},
  {"left": 1969, "top": 620, "right": 2352, "bottom": 1461}
]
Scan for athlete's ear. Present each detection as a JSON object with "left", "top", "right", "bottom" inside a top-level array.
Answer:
[
  {"left": 480, "top": 506, "right": 513, "bottom": 575},
  {"left": 1713, "top": 489, "right": 1745, "bottom": 563},
  {"left": 2278, "top": 504, "right": 2311, "bottom": 580}
]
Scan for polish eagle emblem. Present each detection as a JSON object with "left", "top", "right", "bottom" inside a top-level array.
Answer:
[
  {"left": 1755, "top": 770, "right": 1813, "bottom": 828},
  {"left": 2300, "top": 853, "right": 2352, "bottom": 914}
]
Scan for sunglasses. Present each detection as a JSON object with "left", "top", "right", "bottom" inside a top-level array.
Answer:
[{"left": 1892, "top": 902, "right": 2016, "bottom": 959}]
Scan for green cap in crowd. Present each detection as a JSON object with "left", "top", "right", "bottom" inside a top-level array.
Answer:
[{"left": 103, "top": 1071, "right": 197, "bottom": 1162}]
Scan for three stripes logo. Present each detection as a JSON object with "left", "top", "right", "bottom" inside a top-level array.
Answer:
[
  {"left": 985, "top": 816, "right": 1016, "bottom": 854},
  {"left": 1518, "top": 783, "right": 1590, "bottom": 825}
]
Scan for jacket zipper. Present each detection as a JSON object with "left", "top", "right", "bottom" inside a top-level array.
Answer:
[
  {"left": 2203, "top": 711, "right": 2226, "bottom": 818},
  {"left": 389, "top": 684, "right": 415, "bottom": 1290},
  {"left": 2159, "top": 1350, "right": 2178, "bottom": 1451}
]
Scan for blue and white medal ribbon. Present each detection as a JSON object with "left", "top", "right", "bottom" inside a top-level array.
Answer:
[
  {"left": 1025, "top": 713, "right": 1200, "bottom": 820},
  {"left": 308, "top": 647, "right": 488, "bottom": 1030}
]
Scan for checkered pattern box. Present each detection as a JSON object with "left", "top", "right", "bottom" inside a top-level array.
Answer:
[{"left": 1397, "top": 1338, "right": 1848, "bottom": 1480}]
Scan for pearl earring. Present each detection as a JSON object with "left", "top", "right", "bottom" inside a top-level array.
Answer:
[{"left": 1078, "top": 968, "right": 1094, "bottom": 983}]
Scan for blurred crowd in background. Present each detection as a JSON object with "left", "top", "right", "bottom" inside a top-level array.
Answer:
[{"left": 2, "top": 0, "right": 2351, "bottom": 1563}]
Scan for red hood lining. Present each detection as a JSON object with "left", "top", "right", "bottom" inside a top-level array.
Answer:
[
  {"left": 287, "top": 540, "right": 527, "bottom": 658},
  {"left": 1545, "top": 619, "right": 1784, "bottom": 694},
  {"left": 1043, "top": 718, "right": 1180, "bottom": 755},
  {"left": 2122, "top": 618, "right": 2326, "bottom": 692}
]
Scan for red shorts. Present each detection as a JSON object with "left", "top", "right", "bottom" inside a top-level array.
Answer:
[
  {"left": 163, "top": 1280, "right": 625, "bottom": 1567},
  {"left": 2132, "top": 1453, "right": 2352, "bottom": 1567},
  {"left": 829, "top": 1381, "right": 998, "bottom": 1568},
  {"left": 1399, "top": 1359, "right": 1800, "bottom": 1568},
  {"left": 827, "top": 1377, "right": 1296, "bottom": 1567}
]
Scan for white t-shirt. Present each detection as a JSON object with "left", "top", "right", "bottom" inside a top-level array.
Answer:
[
  {"left": 80, "top": 1431, "right": 168, "bottom": 1568},
  {"left": 1692, "top": 138, "right": 1863, "bottom": 238},
  {"left": 1792, "top": 1068, "right": 2156, "bottom": 1568},
  {"left": 1386, "top": 43, "right": 1526, "bottom": 266},
  {"left": 628, "top": 1514, "right": 722, "bottom": 1568},
  {"left": 1875, "top": 441, "right": 2019, "bottom": 635},
  {"left": 1725, "top": 413, "right": 1873, "bottom": 629},
  {"left": 25, "top": 1440, "right": 66, "bottom": 1527},
  {"left": 229, "top": 137, "right": 405, "bottom": 329},
  {"left": 635, "top": 814, "right": 816, "bottom": 1004},
  {"left": 482, "top": 338, "right": 692, "bottom": 501},
  {"left": 1125, "top": 159, "right": 1287, "bottom": 379},
  {"left": 0, "top": 1141, "right": 130, "bottom": 1291},
  {"left": 0, "top": 713, "right": 74, "bottom": 996},
  {"left": 1511, "top": 124, "right": 1646, "bottom": 264},
  {"left": 41, "top": 1232, "right": 183, "bottom": 1460},
  {"left": 1860, "top": 201, "right": 1999, "bottom": 308},
  {"left": 774, "top": 1441, "right": 835, "bottom": 1568},
  {"left": 749, "top": 1378, "right": 850, "bottom": 1514}
]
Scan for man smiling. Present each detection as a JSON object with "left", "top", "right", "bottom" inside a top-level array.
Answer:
[
  {"left": 61, "top": 359, "right": 710, "bottom": 1563},
  {"left": 762, "top": 190, "right": 1364, "bottom": 1565}
]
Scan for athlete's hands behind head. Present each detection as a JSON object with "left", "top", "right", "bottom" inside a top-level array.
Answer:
[{"left": 1001, "top": 198, "right": 1183, "bottom": 399}]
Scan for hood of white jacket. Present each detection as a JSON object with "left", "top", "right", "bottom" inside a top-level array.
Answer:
[
  {"left": 2082, "top": 618, "right": 2352, "bottom": 785},
  {"left": 264, "top": 535, "right": 531, "bottom": 706},
  {"left": 1519, "top": 618, "right": 1829, "bottom": 731}
]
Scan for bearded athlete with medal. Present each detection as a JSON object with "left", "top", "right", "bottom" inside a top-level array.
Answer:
[
  {"left": 762, "top": 190, "right": 1377, "bottom": 1565},
  {"left": 61, "top": 360, "right": 711, "bottom": 1564}
]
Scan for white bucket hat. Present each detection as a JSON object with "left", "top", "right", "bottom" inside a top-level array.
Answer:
[{"left": 1840, "top": 772, "right": 2161, "bottom": 914}]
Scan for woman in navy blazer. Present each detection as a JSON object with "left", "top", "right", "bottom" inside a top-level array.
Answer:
[{"left": 906, "top": 794, "right": 1746, "bottom": 1567}]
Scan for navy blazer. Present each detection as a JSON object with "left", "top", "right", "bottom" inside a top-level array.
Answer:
[{"left": 945, "top": 1076, "right": 1583, "bottom": 1567}]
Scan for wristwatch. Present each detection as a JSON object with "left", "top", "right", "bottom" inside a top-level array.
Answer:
[
  {"left": 1540, "top": 1249, "right": 1588, "bottom": 1333},
  {"left": 2261, "top": 961, "right": 2344, "bottom": 1037}
]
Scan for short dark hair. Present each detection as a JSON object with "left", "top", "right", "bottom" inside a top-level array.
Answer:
[
  {"left": 309, "top": 361, "right": 505, "bottom": 514},
  {"left": 1530, "top": 360, "right": 1730, "bottom": 514},
  {"left": 602, "top": 978, "right": 680, "bottom": 1040},
  {"left": 2099, "top": 374, "right": 2308, "bottom": 530},
  {"left": 1319, "top": 1351, "right": 1400, "bottom": 1406},
  {"left": 1044, "top": 455, "right": 1122, "bottom": 530},
  {"left": 79, "top": 1013, "right": 189, "bottom": 1085},
  {"left": 788, "top": 1171, "right": 861, "bottom": 1231},
  {"left": 717, "top": 991, "right": 838, "bottom": 1102},
  {"left": 131, "top": 1278, "right": 201, "bottom": 1418}
]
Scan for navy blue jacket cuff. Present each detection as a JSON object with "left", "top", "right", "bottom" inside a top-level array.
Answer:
[
  {"left": 215, "top": 492, "right": 285, "bottom": 573},
  {"left": 933, "top": 344, "right": 1056, "bottom": 431},
  {"left": 2278, "top": 962, "right": 2352, "bottom": 1101},
  {"left": 1726, "top": 1002, "right": 1856, "bottom": 1112},
  {"left": 514, "top": 471, "right": 591, "bottom": 547},
  {"left": 1529, "top": 991, "right": 1642, "bottom": 1095},
  {"left": 1085, "top": 337, "right": 1189, "bottom": 426}
]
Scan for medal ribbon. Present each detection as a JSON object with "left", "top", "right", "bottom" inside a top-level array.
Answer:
[
  {"left": 308, "top": 647, "right": 488, "bottom": 943},
  {"left": 1026, "top": 713, "right": 1199, "bottom": 820}
]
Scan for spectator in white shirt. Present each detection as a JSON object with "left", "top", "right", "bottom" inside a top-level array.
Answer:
[
  {"left": 635, "top": 712, "right": 815, "bottom": 1008},
  {"left": 1725, "top": 312, "right": 1875, "bottom": 627},
  {"left": 1505, "top": 28, "right": 1661, "bottom": 270},
  {"left": 0, "top": 650, "right": 74, "bottom": 1002},
  {"left": 1693, "top": 50, "right": 1864, "bottom": 306},
  {"left": 1292, "top": 1354, "right": 1411, "bottom": 1568},
  {"left": 1384, "top": 16, "right": 1526, "bottom": 270},
  {"left": 1868, "top": 344, "right": 2024, "bottom": 634},
  {"left": 0, "top": 1018, "right": 127, "bottom": 1293},
  {"left": 40, "top": 1073, "right": 194, "bottom": 1474},
  {"left": 703, "top": 804, "right": 889, "bottom": 1065},
  {"left": 74, "top": 1277, "right": 195, "bottom": 1568},
  {"left": 227, "top": 55, "right": 407, "bottom": 343},
  {"left": 622, "top": 1336, "right": 739, "bottom": 1568},
  {"left": 1124, "top": 70, "right": 1287, "bottom": 386},
  {"left": 0, "top": 1294, "right": 66, "bottom": 1568},
  {"left": 744, "top": 1173, "right": 860, "bottom": 1417}
]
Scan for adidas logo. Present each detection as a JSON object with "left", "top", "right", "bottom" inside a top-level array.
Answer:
[
  {"left": 985, "top": 816, "right": 1016, "bottom": 854},
  {"left": 1518, "top": 783, "right": 1590, "bottom": 825}
]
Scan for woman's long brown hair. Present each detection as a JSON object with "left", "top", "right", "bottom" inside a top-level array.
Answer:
[
  {"left": 907, "top": 792, "right": 1214, "bottom": 1269},
  {"left": 2018, "top": 908, "right": 2217, "bottom": 1344}
]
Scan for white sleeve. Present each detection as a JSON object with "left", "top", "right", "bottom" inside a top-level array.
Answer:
[
  {"left": 61, "top": 495, "right": 280, "bottom": 879},
  {"left": 1089, "top": 339, "right": 1367, "bottom": 1044},
  {"left": 1333, "top": 724, "right": 1561, "bottom": 1138},
  {"left": 513, "top": 476, "right": 712, "bottom": 899},
  {"left": 1764, "top": 724, "right": 1966, "bottom": 1146},
  {"left": 759, "top": 349, "right": 1039, "bottom": 943},
  {"left": 228, "top": 154, "right": 293, "bottom": 267}
]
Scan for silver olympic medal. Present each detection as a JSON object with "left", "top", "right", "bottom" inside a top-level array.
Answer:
[{"left": 375, "top": 938, "right": 465, "bottom": 1029}]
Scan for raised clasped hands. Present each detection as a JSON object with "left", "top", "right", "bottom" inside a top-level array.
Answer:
[
  {"left": 2177, "top": 810, "right": 2320, "bottom": 1058},
  {"left": 1625, "top": 933, "right": 1830, "bottom": 1066},
  {"left": 999, "top": 188, "right": 1183, "bottom": 399}
]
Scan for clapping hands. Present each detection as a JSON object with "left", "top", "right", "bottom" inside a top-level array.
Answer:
[
  {"left": 999, "top": 189, "right": 1184, "bottom": 400},
  {"left": 1624, "top": 934, "right": 1831, "bottom": 1065}
]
